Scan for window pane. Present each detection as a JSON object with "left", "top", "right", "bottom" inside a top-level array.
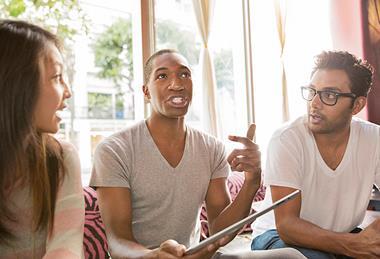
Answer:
[
  {"left": 210, "top": 0, "right": 248, "bottom": 146},
  {"left": 55, "top": 0, "right": 141, "bottom": 185}
]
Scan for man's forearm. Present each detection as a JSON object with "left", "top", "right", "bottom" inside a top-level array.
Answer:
[
  {"left": 210, "top": 178, "right": 260, "bottom": 235},
  {"left": 278, "top": 217, "right": 358, "bottom": 257}
]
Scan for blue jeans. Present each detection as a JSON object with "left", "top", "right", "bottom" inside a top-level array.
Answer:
[{"left": 251, "top": 229, "right": 352, "bottom": 259}]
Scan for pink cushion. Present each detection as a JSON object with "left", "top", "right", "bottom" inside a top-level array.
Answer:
[
  {"left": 83, "top": 187, "right": 109, "bottom": 259},
  {"left": 200, "top": 172, "right": 266, "bottom": 239}
]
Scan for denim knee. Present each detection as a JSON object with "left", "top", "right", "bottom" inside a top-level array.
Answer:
[
  {"left": 251, "top": 229, "right": 287, "bottom": 250},
  {"left": 251, "top": 229, "right": 334, "bottom": 259}
]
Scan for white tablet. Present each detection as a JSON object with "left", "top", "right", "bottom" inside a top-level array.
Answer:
[{"left": 185, "top": 189, "right": 301, "bottom": 255}]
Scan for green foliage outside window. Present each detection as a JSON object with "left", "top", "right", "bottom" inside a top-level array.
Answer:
[
  {"left": 92, "top": 18, "right": 133, "bottom": 89},
  {"left": 0, "top": 0, "right": 90, "bottom": 138},
  {"left": 156, "top": 19, "right": 201, "bottom": 66},
  {"left": 214, "top": 48, "right": 234, "bottom": 94},
  {"left": 0, "top": 0, "right": 89, "bottom": 45}
]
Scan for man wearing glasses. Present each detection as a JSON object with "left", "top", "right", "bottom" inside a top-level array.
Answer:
[{"left": 250, "top": 50, "right": 380, "bottom": 258}]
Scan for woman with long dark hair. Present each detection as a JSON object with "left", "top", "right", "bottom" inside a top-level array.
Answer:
[{"left": 0, "top": 20, "right": 84, "bottom": 258}]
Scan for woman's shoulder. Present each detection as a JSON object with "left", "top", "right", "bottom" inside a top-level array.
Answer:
[
  {"left": 57, "top": 140, "right": 81, "bottom": 173},
  {"left": 57, "top": 139, "right": 83, "bottom": 192},
  {"left": 58, "top": 140, "right": 79, "bottom": 160},
  {"left": 58, "top": 139, "right": 77, "bottom": 153}
]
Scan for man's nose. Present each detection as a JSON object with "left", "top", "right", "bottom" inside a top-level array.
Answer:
[
  {"left": 168, "top": 77, "right": 184, "bottom": 90},
  {"left": 310, "top": 92, "right": 323, "bottom": 108}
]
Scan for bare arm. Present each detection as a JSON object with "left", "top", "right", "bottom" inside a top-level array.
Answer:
[
  {"left": 272, "top": 185, "right": 380, "bottom": 258},
  {"left": 97, "top": 187, "right": 190, "bottom": 259},
  {"left": 97, "top": 187, "right": 223, "bottom": 259},
  {"left": 205, "top": 176, "right": 260, "bottom": 236},
  {"left": 206, "top": 124, "right": 261, "bottom": 236},
  {"left": 97, "top": 187, "right": 152, "bottom": 258}
]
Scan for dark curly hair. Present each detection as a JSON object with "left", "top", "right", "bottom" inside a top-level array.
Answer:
[{"left": 311, "top": 51, "right": 374, "bottom": 97}]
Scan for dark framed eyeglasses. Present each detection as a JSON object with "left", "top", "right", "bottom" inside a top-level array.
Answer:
[{"left": 300, "top": 86, "right": 356, "bottom": 106}]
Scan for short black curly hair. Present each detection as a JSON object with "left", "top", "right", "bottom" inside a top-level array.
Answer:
[{"left": 311, "top": 51, "right": 374, "bottom": 97}]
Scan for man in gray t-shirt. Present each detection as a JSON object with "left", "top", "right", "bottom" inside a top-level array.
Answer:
[{"left": 90, "top": 49, "right": 262, "bottom": 259}]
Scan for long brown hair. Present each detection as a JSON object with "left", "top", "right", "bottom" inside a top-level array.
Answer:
[{"left": 0, "top": 20, "right": 65, "bottom": 244}]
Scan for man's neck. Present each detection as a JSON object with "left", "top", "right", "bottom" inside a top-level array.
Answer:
[
  {"left": 312, "top": 125, "right": 351, "bottom": 170},
  {"left": 313, "top": 126, "right": 350, "bottom": 150},
  {"left": 146, "top": 115, "right": 186, "bottom": 143},
  {"left": 145, "top": 115, "right": 187, "bottom": 167}
]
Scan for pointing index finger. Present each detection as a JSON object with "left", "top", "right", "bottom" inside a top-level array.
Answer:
[{"left": 246, "top": 124, "right": 256, "bottom": 141}]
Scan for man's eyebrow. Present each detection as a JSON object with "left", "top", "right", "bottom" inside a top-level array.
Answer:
[
  {"left": 153, "top": 67, "right": 168, "bottom": 74},
  {"left": 309, "top": 84, "right": 342, "bottom": 92},
  {"left": 322, "top": 86, "right": 342, "bottom": 92},
  {"left": 153, "top": 65, "right": 191, "bottom": 73},
  {"left": 178, "top": 65, "right": 191, "bottom": 71}
]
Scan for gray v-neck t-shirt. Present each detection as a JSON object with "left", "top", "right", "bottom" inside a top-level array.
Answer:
[{"left": 90, "top": 120, "right": 229, "bottom": 248}]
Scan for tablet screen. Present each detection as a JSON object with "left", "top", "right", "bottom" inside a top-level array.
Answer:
[{"left": 185, "top": 189, "right": 301, "bottom": 255}]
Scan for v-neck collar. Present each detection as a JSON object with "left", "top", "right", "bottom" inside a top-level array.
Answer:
[
  {"left": 311, "top": 127, "right": 353, "bottom": 175},
  {"left": 143, "top": 120, "right": 189, "bottom": 171}
]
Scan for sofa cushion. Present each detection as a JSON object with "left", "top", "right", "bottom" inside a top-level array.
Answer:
[{"left": 83, "top": 187, "right": 109, "bottom": 259}]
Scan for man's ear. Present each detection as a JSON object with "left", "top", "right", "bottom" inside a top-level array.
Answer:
[
  {"left": 142, "top": 85, "right": 150, "bottom": 101},
  {"left": 352, "top": 96, "right": 367, "bottom": 115}
]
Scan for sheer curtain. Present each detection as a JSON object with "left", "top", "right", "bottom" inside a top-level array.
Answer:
[
  {"left": 192, "top": 0, "right": 219, "bottom": 137},
  {"left": 250, "top": 0, "right": 332, "bottom": 163},
  {"left": 274, "top": 0, "right": 289, "bottom": 122}
]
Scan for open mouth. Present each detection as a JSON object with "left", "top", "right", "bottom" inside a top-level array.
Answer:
[
  {"left": 55, "top": 106, "right": 68, "bottom": 120},
  {"left": 167, "top": 96, "right": 189, "bottom": 107},
  {"left": 55, "top": 110, "right": 63, "bottom": 120},
  {"left": 309, "top": 113, "right": 323, "bottom": 123}
]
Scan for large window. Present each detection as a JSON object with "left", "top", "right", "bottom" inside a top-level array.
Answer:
[
  {"left": 1, "top": 1, "right": 144, "bottom": 185},
  {"left": 210, "top": 0, "right": 249, "bottom": 148},
  {"left": 1, "top": 0, "right": 333, "bottom": 185},
  {"left": 69, "top": 0, "right": 142, "bottom": 184}
]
